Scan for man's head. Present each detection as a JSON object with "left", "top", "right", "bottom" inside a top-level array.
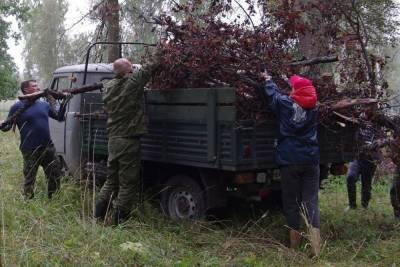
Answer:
[
  {"left": 113, "top": 58, "right": 133, "bottom": 77},
  {"left": 20, "top": 80, "right": 40, "bottom": 95}
]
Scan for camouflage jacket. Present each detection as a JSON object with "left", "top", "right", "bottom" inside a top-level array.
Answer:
[{"left": 103, "top": 55, "right": 160, "bottom": 138}]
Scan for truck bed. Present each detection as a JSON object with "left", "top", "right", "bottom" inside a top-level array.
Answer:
[{"left": 80, "top": 88, "right": 356, "bottom": 171}]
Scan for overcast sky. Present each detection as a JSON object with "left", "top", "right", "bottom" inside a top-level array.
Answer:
[
  {"left": 6, "top": 0, "right": 400, "bottom": 75},
  {"left": 7, "top": 0, "right": 264, "bottom": 74},
  {"left": 6, "top": 0, "right": 94, "bottom": 74}
]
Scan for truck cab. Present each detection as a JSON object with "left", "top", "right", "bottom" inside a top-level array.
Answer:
[{"left": 49, "top": 64, "right": 114, "bottom": 176}]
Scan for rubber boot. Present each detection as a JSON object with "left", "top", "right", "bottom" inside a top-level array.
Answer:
[
  {"left": 112, "top": 208, "right": 130, "bottom": 226},
  {"left": 24, "top": 188, "right": 34, "bottom": 200},
  {"left": 310, "top": 228, "right": 321, "bottom": 257},
  {"left": 94, "top": 200, "right": 108, "bottom": 220},
  {"left": 361, "top": 190, "right": 371, "bottom": 209},
  {"left": 289, "top": 230, "right": 301, "bottom": 250},
  {"left": 347, "top": 182, "right": 357, "bottom": 209}
]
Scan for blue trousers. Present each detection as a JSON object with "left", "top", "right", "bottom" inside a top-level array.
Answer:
[{"left": 346, "top": 159, "right": 376, "bottom": 208}]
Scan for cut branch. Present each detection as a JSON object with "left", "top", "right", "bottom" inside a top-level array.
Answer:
[{"left": 287, "top": 56, "right": 339, "bottom": 66}]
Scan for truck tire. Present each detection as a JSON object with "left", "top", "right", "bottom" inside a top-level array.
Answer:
[{"left": 160, "top": 175, "right": 206, "bottom": 220}]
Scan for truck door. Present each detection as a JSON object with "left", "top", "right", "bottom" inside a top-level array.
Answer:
[{"left": 49, "top": 75, "right": 73, "bottom": 154}]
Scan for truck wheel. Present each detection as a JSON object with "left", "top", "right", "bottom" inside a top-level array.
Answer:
[{"left": 160, "top": 175, "right": 206, "bottom": 220}]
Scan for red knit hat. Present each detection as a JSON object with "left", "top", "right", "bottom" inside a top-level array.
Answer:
[{"left": 289, "top": 75, "right": 317, "bottom": 109}]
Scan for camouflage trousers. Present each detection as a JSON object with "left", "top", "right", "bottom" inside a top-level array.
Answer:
[
  {"left": 96, "top": 137, "right": 141, "bottom": 214},
  {"left": 390, "top": 168, "right": 400, "bottom": 219},
  {"left": 21, "top": 145, "right": 62, "bottom": 199}
]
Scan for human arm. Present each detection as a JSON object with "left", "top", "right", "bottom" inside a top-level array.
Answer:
[
  {"left": 132, "top": 49, "right": 162, "bottom": 90},
  {"left": 48, "top": 95, "right": 72, "bottom": 122},
  {"left": 362, "top": 138, "right": 389, "bottom": 152},
  {"left": 0, "top": 120, "right": 11, "bottom": 132},
  {"left": 0, "top": 104, "right": 20, "bottom": 132},
  {"left": 259, "top": 71, "right": 286, "bottom": 114},
  {"left": 358, "top": 122, "right": 389, "bottom": 153}
]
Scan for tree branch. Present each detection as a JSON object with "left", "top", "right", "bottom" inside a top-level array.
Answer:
[
  {"left": 232, "top": 0, "right": 255, "bottom": 30},
  {"left": 287, "top": 55, "right": 339, "bottom": 66}
]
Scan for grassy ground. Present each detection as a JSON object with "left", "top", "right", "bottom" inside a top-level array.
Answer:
[{"left": 0, "top": 131, "right": 399, "bottom": 266}]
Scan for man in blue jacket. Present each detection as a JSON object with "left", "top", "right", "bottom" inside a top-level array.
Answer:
[
  {"left": 0, "top": 80, "right": 66, "bottom": 199},
  {"left": 260, "top": 72, "right": 320, "bottom": 255}
]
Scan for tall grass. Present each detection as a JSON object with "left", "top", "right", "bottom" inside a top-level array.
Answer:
[
  {"left": 0, "top": 100, "right": 14, "bottom": 117},
  {"left": 0, "top": 131, "right": 399, "bottom": 266}
]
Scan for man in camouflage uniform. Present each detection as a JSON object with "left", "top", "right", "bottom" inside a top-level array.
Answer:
[
  {"left": 0, "top": 80, "right": 66, "bottom": 199},
  {"left": 94, "top": 54, "right": 160, "bottom": 225}
]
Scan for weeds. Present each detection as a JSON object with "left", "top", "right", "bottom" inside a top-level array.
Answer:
[{"left": 0, "top": 131, "right": 400, "bottom": 266}]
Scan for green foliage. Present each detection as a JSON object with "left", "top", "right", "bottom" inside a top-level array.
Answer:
[
  {"left": 0, "top": 63, "right": 18, "bottom": 99},
  {"left": 59, "top": 32, "right": 93, "bottom": 65},
  {"left": 21, "top": 0, "right": 93, "bottom": 84},
  {"left": 0, "top": 132, "right": 400, "bottom": 266},
  {"left": 122, "top": 0, "right": 205, "bottom": 63},
  {"left": 0, "top": 0, "right": 28, "bottom": 99},
  {"left": 0, "top": 21, "right": 18, "bottom": 99},
  {"left": 352, "top": 0, "right": 400, "bottom": 48},
  {"left": 22, "top": 0, "right": 68, "bottom": 85}
]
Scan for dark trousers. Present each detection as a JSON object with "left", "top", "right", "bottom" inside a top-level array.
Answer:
[
  {"left": 390, "top": 168, "right": 400, "bottom": 218},
  {"left": 346, "top": 159, "right": 376, "bottom": 208},
  {"left": 280, "top": 164, "right": 320, "bottom": 230},
  {"left": 21, "top": 145, "right": 62, "bottom": 199}
]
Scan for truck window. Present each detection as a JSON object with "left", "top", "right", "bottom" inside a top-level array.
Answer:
[{"left": 51, "top": 76, "right": 72, "bottom": 91}]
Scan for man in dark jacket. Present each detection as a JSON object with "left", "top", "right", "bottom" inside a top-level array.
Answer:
[
  {"left": 260, "top": 72, "right": 320, "bottom": 255},
  {"left": 345, "top": 111, "right": 386, "bottom": 211},
  {"left": 94, "top": 54, "right": 160, "bottom": 225},
  {"left": 0, "top": 80, "right": 66, "bottom": 199}
]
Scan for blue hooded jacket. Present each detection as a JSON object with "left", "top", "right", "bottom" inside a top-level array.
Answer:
[{"left": 261, "top": 80, "right": 320, "bottom": 166}]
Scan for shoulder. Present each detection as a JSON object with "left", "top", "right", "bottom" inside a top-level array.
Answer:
[
  {"left": 10, "top": 101, "right": 24, "bottom": 112},
  {"left": 279, "top": 95, "right": 295, "bottom": 106},
  {"left": 36, "top": 100, "right": 50, "bottom": 108},
  {"left": 104, "top": 78, "right": 117, "bottom": 86},
  {"left": 11, "top": 101, "right": 23, "bottom": 109},
  {"left": 281, "top": 95, "right": 292, "bottom": 102},
  {"left": 104, "top": 77, "right": 130, "bottom": 89}
]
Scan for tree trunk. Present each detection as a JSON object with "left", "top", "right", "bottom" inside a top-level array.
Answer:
[
  {"left": 293, "top": 0, "right": 331, "bottom": 79},
  {"left": 105, "top": 0, "right": 120, "bottom": 62}
]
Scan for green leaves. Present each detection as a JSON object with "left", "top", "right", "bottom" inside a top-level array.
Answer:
[{"left": 0, "top": 0, "right": 28, "bottom": 99}]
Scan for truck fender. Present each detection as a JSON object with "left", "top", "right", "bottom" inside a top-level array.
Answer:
[{"left": 198, "top": 169, "right": 227, "bottom": 209}]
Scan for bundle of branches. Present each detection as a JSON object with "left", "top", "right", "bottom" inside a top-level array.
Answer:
[{"left": 145, "top": 0, "right": 396, "bottom": 124}]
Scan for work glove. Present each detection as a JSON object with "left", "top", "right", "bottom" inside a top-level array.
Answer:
[{"left": 260, "top": 70, "right": 272, "bottom": 81}]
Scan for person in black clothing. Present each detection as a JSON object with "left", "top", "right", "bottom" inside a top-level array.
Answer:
[{"left": 345, "top": 110, "right": 386, "bottom": 211}]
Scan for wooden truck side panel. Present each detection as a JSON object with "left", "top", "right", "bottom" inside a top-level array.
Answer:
[{"left": 80, "top": 87, "right": 356, "bottom": 171}]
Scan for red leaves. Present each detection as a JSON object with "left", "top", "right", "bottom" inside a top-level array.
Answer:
[{"left": 146, "top": 0, "right": 387, "bottom": 123}]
